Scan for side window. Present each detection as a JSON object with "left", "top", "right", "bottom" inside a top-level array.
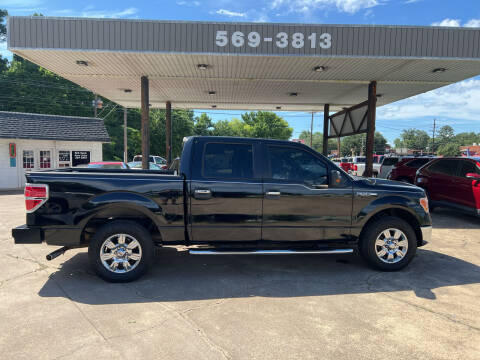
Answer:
[
  {"left": 459, "top": 161, "right": 479, "bottom": 177},
  {"left": 203, "top": 143, "right": 253, "bottom": 179},
  {"left": 406, "top": 158, "right": 430, "bottom": 168},
  {"left": 427, "top": 160, "right": 458, "bottom": 176},
  {"left": 268, "top": 146, "right": 328, "bottom": 186}
]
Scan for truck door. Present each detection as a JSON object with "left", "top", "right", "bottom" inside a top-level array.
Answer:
[
  {"left": 262, "top": 144, "right": 353, "bottom": 242},
  {"left": 189, "top": 139, "right": 263, "bottom": 242}
]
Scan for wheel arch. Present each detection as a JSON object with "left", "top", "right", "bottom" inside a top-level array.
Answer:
[
  {"left": 80, "top": 202, "right": 163, "bottom": 246},
  {"left": 358, "top": 206, "right": 423, "bottom": 247}
]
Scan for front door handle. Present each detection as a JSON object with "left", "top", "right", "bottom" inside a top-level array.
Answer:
[
  {"left": 266, "top": 191, "right": 281, "bottom": 198},
  {"left": 194, "top": 189, "right": 212, "bottom": 199}
]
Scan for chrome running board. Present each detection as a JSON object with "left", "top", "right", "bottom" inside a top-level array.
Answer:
[{"left": 189, "top": 249, "right": 353, "bottom": 255}]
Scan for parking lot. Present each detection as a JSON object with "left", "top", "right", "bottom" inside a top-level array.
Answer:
[{"left": 0, "top": 191, "right": 479, "bottom": 360}]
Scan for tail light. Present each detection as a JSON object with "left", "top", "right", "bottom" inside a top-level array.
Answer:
[
  {"left": 25, "top": 183, "right": 49, "bottom": 213},
  {"left": 354, "top": 165, "right": 358, "bottom": 171}
]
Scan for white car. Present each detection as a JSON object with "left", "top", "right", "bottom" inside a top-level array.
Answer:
[{"left": 132, "top": 155, "right": 167, "bottom": 167}]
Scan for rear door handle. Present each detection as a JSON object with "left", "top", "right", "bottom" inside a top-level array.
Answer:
[{"left": 194, "top": 189, "right": 212, "bottom": 199}]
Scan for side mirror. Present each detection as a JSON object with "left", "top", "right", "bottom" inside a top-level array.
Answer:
[
  {"left": 330, "top": 170, "right": 344, "bottom": 187},
  {"left": 466, "top": 173, "right": 480, "bottom": 179}
]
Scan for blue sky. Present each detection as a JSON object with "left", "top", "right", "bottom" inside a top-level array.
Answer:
[{"left": 2, "top": 0, "right": 480, "bottom": 144}]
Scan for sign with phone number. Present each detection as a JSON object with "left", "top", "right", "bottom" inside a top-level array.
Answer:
[{"left": 215, "top": 30, "right": 332, "bottom": 49}]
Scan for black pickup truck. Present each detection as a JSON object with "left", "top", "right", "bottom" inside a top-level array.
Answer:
[{"left": 13, "top": 136, "right": 432, "bottom": 282}]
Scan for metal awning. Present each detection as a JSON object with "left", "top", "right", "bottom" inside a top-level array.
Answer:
[{"left": 7, "top": 17, "right": 480, "bottom": 111}]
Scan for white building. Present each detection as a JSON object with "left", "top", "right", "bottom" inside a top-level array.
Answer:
[{"left": 0, "top": 111, "right": 110, "bottom": 190}]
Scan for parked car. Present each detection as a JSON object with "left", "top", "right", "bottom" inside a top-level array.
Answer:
[
  {"left": 348, "top": 156, "right": 381, "bottom": 177},
  {"left": 127, "top": 161, "right": 164, "bottom": 170},
  {"left": 87, "top": 162, "right": 129, "bottom": 169},
  {"left": 13, "top": 136, "right": 431, "bottom": 282},
  {"left": 388, "top": 158, "right": 435, "bottom": 184},
  {"left": 379, "top": 156, "right": 412, "bottom": 179},
  {"left": 415, "top": 157, "right": 480, "bottom": 216},
  {"left": 132, "top": 155, "right": 167, "bottom": 169}
]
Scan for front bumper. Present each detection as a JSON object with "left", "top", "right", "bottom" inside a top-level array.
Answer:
[
  {"left": 12, "top": 225, "right": 43, "bottom": 244},
  {"left": 420, "top": 225, "right": 432, "bottom": 246}
]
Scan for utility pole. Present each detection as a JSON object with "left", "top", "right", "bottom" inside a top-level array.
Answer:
[
  {"left": 94, "top": 94, "right": 97, "bottom": 117},
  {"left": 432, "top": 118, "right": 436, "bottom": 155},
  {"left": 123, "top": 107, "right": 128, "bottom": 163},
  {"left": 310, "top": 112, "right": 314, "bottom": 148}
]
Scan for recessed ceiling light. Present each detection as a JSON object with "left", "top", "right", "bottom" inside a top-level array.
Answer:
[
  {"left": 276, "top": 106, "right": 282, "bottom": 110},
  {"left": 208, "top": 91, "right": 216, "bottom": 95},
  {"left": 313, "top": 66, "right": 327, "bottom": 72},
  {"left": 376, "top": 93, "right": 383, "bottom": 98},
  {"left": 432, "top": 68, "right": 447, "bottom": 73},
  {"left": 197, "top": 64, "right": 209, "bottom": 70},
  {"left": 211, "top": 105, "right": 217, "bottom": 108},
  {"left": 289, "top": 92, "right": 298, "bottom": 97},
  {"left": 123, "top": 89, "right": 132, "bottom": 93},
  {"left": 76, "top": 60, "right": 88, "bottom": 66}
]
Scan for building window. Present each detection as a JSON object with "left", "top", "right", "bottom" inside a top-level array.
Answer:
[
  {"left": 58, "top": 150, "right": 71, "bottom": 168},
  {"left": 39, "top": 150, "right": 51, "bottom": 169},
  {"left": 23, "top": 150, "right": 34, "bottom": 169}
]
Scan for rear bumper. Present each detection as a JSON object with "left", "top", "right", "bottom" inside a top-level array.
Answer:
[
  {"left": 12, "top": 225, "right": 42, "bottom": 244},
  {"left": 420, "top": 225, "right": 432, "bottom": 246},
  {"left": 12, "top": 225, "right": 82, "bottom": 246}
]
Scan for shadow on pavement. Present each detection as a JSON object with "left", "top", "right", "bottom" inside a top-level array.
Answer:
[
  {"left": 431, "top": 209, "right": 480, "bottom": 229},
  {"left": 38, "top": 247, "right": 480, "bottom": 304}
]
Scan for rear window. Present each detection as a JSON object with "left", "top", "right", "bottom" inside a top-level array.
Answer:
[
  {"left": 382, "top": 158, "right": 399, "bottom": 166},
  {"left": 427, "top": 159, "right": 459, "bottom": 176},
  {"left": 406, "top": 158, "right": 431, "bottom": 168},
  {"left": 203, "top": 143, "right": 253, "bottom": 179},
  {"left": 355, "top": 157, "right": 366, "bottom": 163},
  {"left": 458, "top": 160, "right": 480, "bottom": 177}
]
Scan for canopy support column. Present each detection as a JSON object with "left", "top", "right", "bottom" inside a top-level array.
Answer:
[
  {"left": 166, "top": 101, "right": 172, "bottom": 167},
  {"left": 365, "top": 81, "right": 377, "bottom": 178},
  {"left": 322, "top": 104, "right": 329, "bottom": 156},
  {"left": 141, "top": 76, "right": 150, "bottom": 170},
  {"left": 123, "top": 107, "right": 128, "bottom": 163}
]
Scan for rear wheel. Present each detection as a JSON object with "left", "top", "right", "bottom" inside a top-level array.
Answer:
[
  {"left": 360, "top": 216, "right": 417, "bottom": 271},
  {"left": 88, "top": 221, "right": 154, "bottom": 282}
]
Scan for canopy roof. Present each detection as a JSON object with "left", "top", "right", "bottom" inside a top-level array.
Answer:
[{"left": 8, "top": 16, "right": 480, "bottom": 111}]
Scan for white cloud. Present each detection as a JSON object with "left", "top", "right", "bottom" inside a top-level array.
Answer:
[
  {"left": 378, "top": 79, "right": 480, "bottom": 123},
  {"left": 465, "top": 19, "right": 480, "bottom": 28},
  {"left": 216, "top": 9, "right": 247, "bottom": 17},
  {"left": 177, "top": 1, "right": 201, "bottom": 6},
  {"left": 431, "top": 18, "right": 480, "bottom": 28},
  {"left": 51, "top": 7, "right": 138, "bottom": 19},
  {"left": 404, "top": 0, "right": 421, "bottom": 3},
  {"left": 271, "top": 0, "right": 382, "bottom": 15},
  {"left": 431, "top": 18, "right": 461, "bottom": 27}
]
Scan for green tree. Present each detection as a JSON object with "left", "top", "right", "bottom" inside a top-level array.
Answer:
[
  {"left": 394, "top": 129, "right": 430, "bottom": 151},
  {"left": 0, "top": 9, "right": 7, "bottom": 72},
  {"left": 340, "top": 132, "right": 388, "bottom": 156},
  {"left": 193, "top": 113, "right": 213, "bottom": 136},
  {"left": 437, "top": 142, "right": 461, "bottom": 156},
  {"left": 454, "top": 132, "right": 480, "bottom": 146},
  {"left": 435, "top": 125, "right": 455, "bottom": 150},
  {"left": 241, "top": 111, "right": 292, "bottom": 140}
]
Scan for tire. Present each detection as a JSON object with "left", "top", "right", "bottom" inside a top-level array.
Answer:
[
  {"left": 359, "top": 216, "right": 417, "bottom": 271},
  {"left": 88, "top": 220, "right": 154, "bottom": 282}
]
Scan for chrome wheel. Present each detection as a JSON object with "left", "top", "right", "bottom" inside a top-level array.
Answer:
[
  {"left": 100, "top": 234, "right": 142, "bottom": 273},
  {"left": 375, "top": 228, "right": 408, "bottom": 264}
]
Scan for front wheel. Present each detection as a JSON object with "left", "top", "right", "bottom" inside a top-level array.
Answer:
[
  {"left": 360, "top": 216, "right": 417, "bottom": 271},
  {"left": 88, "top": 220, "right": 154, "bottom": 282}
]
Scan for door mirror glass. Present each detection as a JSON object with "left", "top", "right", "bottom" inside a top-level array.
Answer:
[
  {"left": 466, "top": 173, "right": 480, "bottom": 179},
  {"left": 330, "top": 170, "right": 346, "bottom": 187}
]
